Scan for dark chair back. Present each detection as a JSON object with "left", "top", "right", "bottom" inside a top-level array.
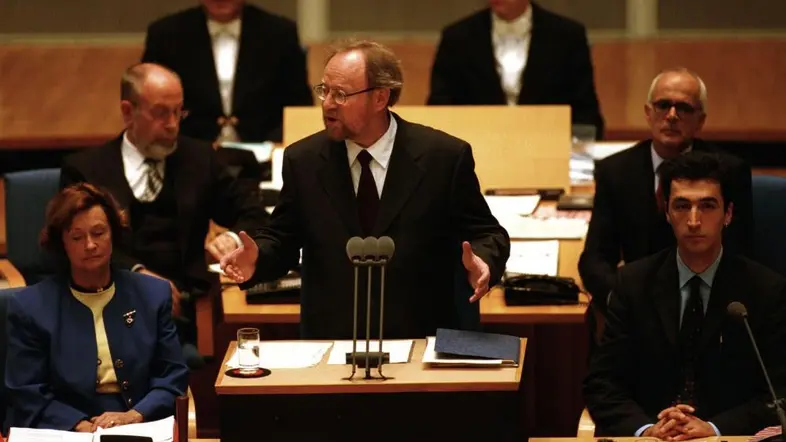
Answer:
[
  {"left": 4, "top": 168, "right": 61, "bottom": 284},
  {"left": 752, "top": 175, "right": 786, "bottom": 276}
]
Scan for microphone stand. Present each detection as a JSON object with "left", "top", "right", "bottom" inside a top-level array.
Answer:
[{"left": 740, "top": 312, "right": 786, "bottom": 434}]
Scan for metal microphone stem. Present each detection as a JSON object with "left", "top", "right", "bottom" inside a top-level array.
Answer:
[
  {"left": 350, "top": 263, "right": 359, "bottom": 378},
  {"left": 365, "top": 265, "right": 373, "bottom": 379},
  {"left": 377, "top": 260, "right": 386, "bottom": 377}
]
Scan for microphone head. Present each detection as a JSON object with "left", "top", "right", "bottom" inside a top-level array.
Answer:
[
  {"left": 727, "top": 301, "right": 748, "bottom": 319},
  {"left": 345, "top": 236, "right": 365, "bottom": 261},
  {"left": 362, "top": 236, "right": 379, "bottom": 260},
  {"left": 377, "top": 236, "right": 395, "bottom": 260}
]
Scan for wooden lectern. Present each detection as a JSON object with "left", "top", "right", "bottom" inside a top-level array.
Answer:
[{"left": 216, "top": 339, "right": 526, "bottom": 442}]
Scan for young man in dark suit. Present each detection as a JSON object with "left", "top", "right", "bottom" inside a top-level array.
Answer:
[
  {"left": 221, "top": 39, "right": 510, "bottom": 339},
  {"left": 579, "top": 68, "right": 753, "bottom": 313},
  {"left": 584, "top": 151, "right": 786, "bottom": 437},
  {"left": 427, "top": 0, "right": 604, "bottom": 138},
  {"left": 141, "top": 0, "right": 313, "bottom": 144},
  {"left": 60, "top": 63, "right": 268, "bottom": 364}
]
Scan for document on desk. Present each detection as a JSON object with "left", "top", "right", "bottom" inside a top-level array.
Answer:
[
  {"left": 226, "top": 341, "right": 333, "bottom": 369},
  {"left": 220, "top": 141, "right": 274, "bottom": 163},
  {"left": 9, "top": 416, "right": 174, "bottom": 442},
  {"left": 505, "top": 240, "right": 559, "bottom": 276},
  {"left": 327, "top": 340, "right": 413, "bottom": 364},
  {"left": 485, "top": 195, "right": 540, "bottom": 217},
  {"left": 496, "top": 214, "right": 588, "bottom": 239},
  {"left": 422, "top": 337, "right": 511, "bottom": 367}
]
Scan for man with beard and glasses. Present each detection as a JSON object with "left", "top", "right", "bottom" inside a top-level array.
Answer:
[
  {"left": 219, "top": 39, "right": 510, "bottom": 340},
  {"left": 60, "top": 63, "right": 268, "bottom": 368},
  {"left": 578, "top": 68, "right": 753, "bottom": 320}
]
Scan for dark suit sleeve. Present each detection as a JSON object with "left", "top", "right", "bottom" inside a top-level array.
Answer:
[
  {"left": 709, "top": 279, "right": 786, "bottom": 433},
  {"left": 578, "top": 159, "right": 620, "bottom": 309},
  {"left": 5, "top": 295, "right": 88, "bottom": 430},
  {"left": 566, "top": 27, "right": 604, "bottom": 139},
  {"left": 725, "top": 158, "right": 754, "bottom": 257},
  {"left": 426, "top": 31, "right": 459, "bottom": 105},
  {"left": 140, "top": 23, "right": 166, "bottom": 64},
  {"left": 133, "top": 283, "right": 189, "bottom": 420},
  {"left": 263, "top": 23, "right": 313, "bottom": 142},
  {"left": 451, "top": 143, "right": 510, "bottom": 286},
  {"left": 208, "top": 148, "right": 269, "bottom": 234},
  {"left": 59, "top": 158, "right": 141, "bottom": 271},
  {"left": 583, "top": 270, "right": 653, "bottom": 434},
  {"left": 247, "top": 150, "right": 303, "bottom": 284}
]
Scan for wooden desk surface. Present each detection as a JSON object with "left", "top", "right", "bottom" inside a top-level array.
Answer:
[{"left": 215, "top": 338, "right": 525, "bottom": 396}]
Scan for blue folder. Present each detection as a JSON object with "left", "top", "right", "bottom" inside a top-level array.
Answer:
[{"left": 434, "top": 328, "right": 521, "bottom": 365}]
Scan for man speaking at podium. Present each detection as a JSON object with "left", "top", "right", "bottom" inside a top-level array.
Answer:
[
  {"left": 584, "top": 152, "right": 786, "bottom": 437},
  {"left": 221, "top": 39, "right": 510, "bottom": 339}
]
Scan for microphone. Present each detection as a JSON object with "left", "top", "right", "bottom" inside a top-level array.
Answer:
[
  {"left": 727, "top": 301, "right": 786, "bottom": 432},
  {"left": 375, "top": 236, "right": 395, "bottom": 373},
  {"left": 346, "top": 236, "right": 365, "bottom": 375}
]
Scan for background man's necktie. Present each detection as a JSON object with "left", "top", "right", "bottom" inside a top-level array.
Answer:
[
  {"left": 140, "top": 158, "right": 163, "bottom": 202},
  {"left": 356, "top": 150, "right": 379, "bottom": 235}
]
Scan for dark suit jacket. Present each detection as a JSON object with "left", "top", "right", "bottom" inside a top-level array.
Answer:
[
  {"left": 427, "top": 3, "right": 604, "bottom": 137},
  {"left": 578, "top": 139, "right": 754, "bottom": 309},
  {"left": 244, "top": 114, "right": 510, "bottom": 339},
  {"left": 60, "top": 135, "right": 268, "bottom": 293},
  {"left": 583, "top": 248, "right": 786, "bottom": 435},
  {"left": 4, "top": 270, "right": 189, "bottom": 431},
  {"left": 141, "top": 4, "right": 313, "bottom": 143}
]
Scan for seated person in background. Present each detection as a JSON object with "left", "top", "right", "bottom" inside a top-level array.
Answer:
[
  {"left": 579, "top": 67, "right": 753, "bottom": 315},
  {"left": 141, "top": 0, "right": 313, "bottom": 144},
  {"left": 583, "top": 152, "right": 786, "bottom": 437},
  {"left": 4, "top": 183, "right": 188, "bottom": 432},
  {"left": 60, "top": 63, "right": 269, "bottom": 366},
  {"left": 427, "top": 0, "right": 604, "bottom": 138}
]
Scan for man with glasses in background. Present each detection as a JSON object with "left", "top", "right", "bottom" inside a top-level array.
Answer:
[
  {"left": 60, "top": 63, "right": 268, "bottom": 368},
  {"left": 220, "top": 39, "right": 510, "bottom": 340},
  {"left": 578, "top": 68, "right": 753, "bottom": 323}
]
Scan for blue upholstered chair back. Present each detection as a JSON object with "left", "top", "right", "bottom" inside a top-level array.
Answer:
[
  {"left": 0, "top": 287, "right": 24, "bottom": 428},
  {"left": 4, "top": 169, "right": 61, "bottom": 284},
  {"left": 751, "top": 175, "right": 786, "bottom": 277}
]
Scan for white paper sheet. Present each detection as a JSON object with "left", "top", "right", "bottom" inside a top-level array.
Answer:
[
  {"left": 97, "top": 416, "right": 174, "bottom": 442},
  {"left": 226, "top": 341, "right": 332, "bottom": 369},
  {"left": 9, "top": 428, "right": 92, "bottom": 442},
  {"left": 485, "top": 195, "right": 541, "bottom": 217},
  {"left": 327, "top": 340, "right": 413, "bottom": 365},
  {"left": 505, "top": 240, "right": 559, "bottom": 276},
  {"left": 421, "top": 336, "right": 507, "bottom": 367}
]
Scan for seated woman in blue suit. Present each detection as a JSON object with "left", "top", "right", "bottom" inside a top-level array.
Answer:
[{"left": 5, "top": 183, "right": 189, "bottom": 432}]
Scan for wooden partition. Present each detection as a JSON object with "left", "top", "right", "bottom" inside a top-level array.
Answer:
[
  {"left": 2, "top": 39, "right": 786, "bottom": 147},
  {"left": 284, "top": 105, "right": 572, "bottom": 191}
]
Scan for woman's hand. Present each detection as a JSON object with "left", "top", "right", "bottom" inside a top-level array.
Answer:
[
  {"left": 90, "top": 410, "right": 144, "bottom": 429},
  {"left": 73, "top": 420, "right": 94, "bottom": 432}
]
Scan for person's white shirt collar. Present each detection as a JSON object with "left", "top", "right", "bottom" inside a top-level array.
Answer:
[
  {"left": 345, "top": 115, "right": 397, "bottom": 169},
  {"left": 121, "top": 131, "right": 149, "bottom": 172},
  {"left": 207, "top": 18, "right": 241, "bottom": 38},
  {"left": 491, "top": 5, "right": 533, "bottom": 38},
  {"left": 651, "top": 143, "right": 693, "bottom": 174}
]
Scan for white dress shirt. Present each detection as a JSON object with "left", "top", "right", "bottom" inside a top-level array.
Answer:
[
  {"left": 121, "top": 132, "right": 165, "bottom": 200},
  {"left": 345, "top": 116, "right": 398, "bottom": 197},
  {"left": 491, "top": 6, "right": 533, "bottom": 105},
  {"left": 207, "top": 18, "right": 241, "bottom": 142}
]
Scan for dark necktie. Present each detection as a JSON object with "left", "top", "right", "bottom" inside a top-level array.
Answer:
[
  {"left": 678, "top": 275, "right": 705, "bottom": 406},
  {"left": 141, "top": 158, "right": 163, "bottom": 202},
  {"left": 356, "top": 150, "right": 379, "bottom": 235},
  {"left": 656, "top": 178, "right": 665, "bottom": 212}
]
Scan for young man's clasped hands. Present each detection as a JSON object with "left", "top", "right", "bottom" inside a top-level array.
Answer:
[{"left": 642, "top": 405, "right": 717, "bottom": 441}]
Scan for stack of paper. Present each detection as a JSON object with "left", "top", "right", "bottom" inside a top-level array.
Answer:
[
  {"left": 422, "top": 337, "right": 512, "bottom": 367},
  {"left": 484, "top": 195, "right": 541, "bottom": 217},
  {"left": 505, "top": 240, "right": 559, "bottom": 276},
  {"left": 327, "top": 340, "right": 413, "bottom": 364},
  {"left": 496, "top": 214, "right": 588, "bottom": 239},
  {"left": 9, "top": 416, "right": 174, "bottom": 442},
  {"left": 226, "top": 341, "right": 332, "bottom": 369}
]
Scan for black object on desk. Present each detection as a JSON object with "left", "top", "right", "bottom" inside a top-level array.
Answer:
[
  {"left": 245, "top": 274, "right": 301, "bottom": 304},
  {"left": 434, "top": 328, "right": 520, "bottom": 364},
  {"left": 557, "top": 193, "right": 594, "bottom": 210},
  {"left": 503, "top": 274, "right": 581, "bottom": 305}
]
